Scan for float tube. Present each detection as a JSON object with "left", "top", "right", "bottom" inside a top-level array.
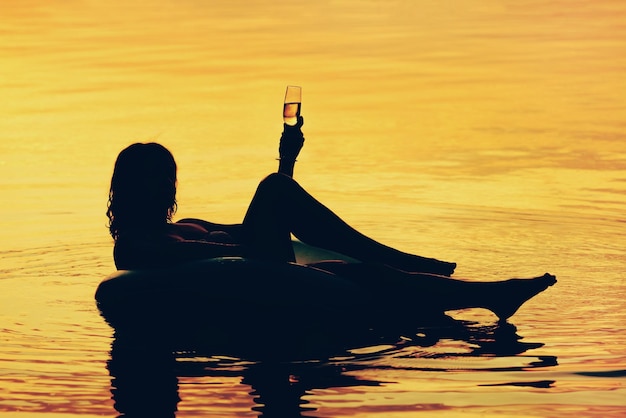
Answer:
[{"left": 95, "top": 242, "right": 422, "bottom": 357}]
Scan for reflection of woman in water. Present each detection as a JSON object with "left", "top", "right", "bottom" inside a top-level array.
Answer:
[{"left": 106, "top": 117, "right": 555, "bottom": 321}]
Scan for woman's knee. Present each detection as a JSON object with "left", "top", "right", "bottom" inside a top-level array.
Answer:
[{"left": 257, "top": 172, "right": 297, "bottom": 194}]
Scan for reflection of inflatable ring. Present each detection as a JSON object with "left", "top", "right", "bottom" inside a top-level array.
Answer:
[{"left": 95, "top": 242, "right": 381, "bottom": 356}]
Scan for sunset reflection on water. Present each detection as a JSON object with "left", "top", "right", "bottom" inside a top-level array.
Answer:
[{"left": 0, "top": 0, "right": 625, "bottom": 416}]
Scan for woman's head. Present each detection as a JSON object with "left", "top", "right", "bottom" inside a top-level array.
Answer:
[{"left": 107, "top": 142, "right": 177, "bottom": 239}]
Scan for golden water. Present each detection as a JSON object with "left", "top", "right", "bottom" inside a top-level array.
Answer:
[{"left": 1, "top": 0, "right": 625, "bottom": 416}]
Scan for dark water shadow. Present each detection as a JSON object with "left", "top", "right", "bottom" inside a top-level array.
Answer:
[{"left": 106, "top": 317, "right": 557, "bottom": 417}]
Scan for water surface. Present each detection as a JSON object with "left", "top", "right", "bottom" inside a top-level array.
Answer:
[{"left": 1, "top": 1, "right": 625, "bottom": 416}]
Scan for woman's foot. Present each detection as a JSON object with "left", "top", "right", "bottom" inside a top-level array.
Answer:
[
  {"left": 489, "top": 273, "right": 557, "bottom": 321},
  {"left": 433, "top": 260, "right": 456, "bottom": 276}
]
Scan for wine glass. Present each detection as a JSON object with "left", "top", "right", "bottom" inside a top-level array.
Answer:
[{"left": 283, "top": 85, "right": 301, "bottom": 126}]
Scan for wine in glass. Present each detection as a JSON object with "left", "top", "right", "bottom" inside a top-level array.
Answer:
[{"left": 283, "top": 85, "right": 301, "bottom": 126}]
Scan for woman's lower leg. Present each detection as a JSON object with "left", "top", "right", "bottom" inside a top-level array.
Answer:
[
  {"left": 243, "top": 173, "right": 455, "bottom": 274},
  {"left": 313, "top": 261, "right": 556, "bottom": 321}
]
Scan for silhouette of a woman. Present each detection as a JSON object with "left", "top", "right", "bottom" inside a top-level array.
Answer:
[{"left": 106, "top": 117, "right": 555, "bottom": 321}]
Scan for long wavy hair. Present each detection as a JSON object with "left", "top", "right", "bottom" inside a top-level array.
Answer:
[{"left": 106, "top": 143, "right": 178, "bottom": 240}]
